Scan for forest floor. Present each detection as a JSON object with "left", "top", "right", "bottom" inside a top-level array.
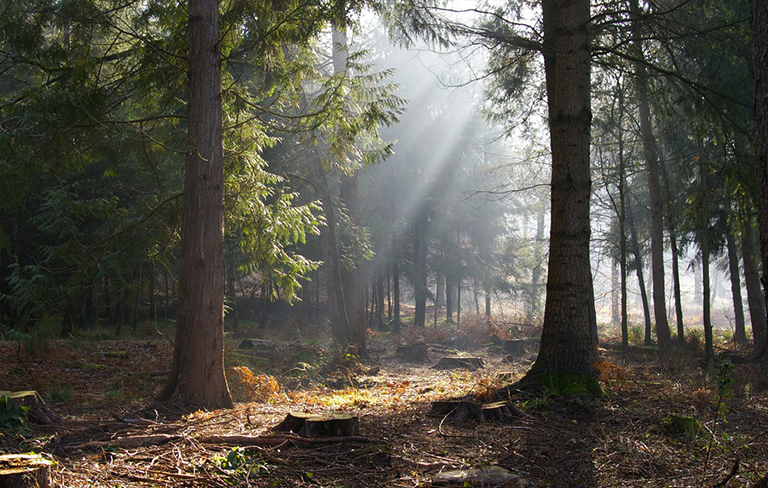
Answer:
[{"left": 2, "top": 316, "right": 768, "bottom": 487}]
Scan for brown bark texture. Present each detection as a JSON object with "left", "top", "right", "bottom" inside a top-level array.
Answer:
[
  {"left": 742, "top": 221, "right": 767, "bottom": 347},
  {"left": 631, "top": 0, "right": 671, "bottom": 353},
  {"left": 158, "top": 0, "right": 232, "bottom": 409},
  {"left": 523, "top": 0, "right": 598, "bottom": 384},
  {"left": 753, "top": 0, "right": 768, "bottom": 361}
]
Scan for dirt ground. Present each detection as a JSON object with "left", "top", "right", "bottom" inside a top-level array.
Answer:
[{"left": 2, "top": 320, "right": 768, "bottom": 487}]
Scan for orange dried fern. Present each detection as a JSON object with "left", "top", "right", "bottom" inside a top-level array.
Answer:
[
  {"left": 593, "top": 360, "right": 626, "bottom": 389},
  {"left": 226, "top": 366, "right": 280, "bottom": 403}
]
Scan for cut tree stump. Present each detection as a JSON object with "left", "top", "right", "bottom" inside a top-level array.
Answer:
[
  {"left": 396, "top": 342, "right": 430, "bottom": 362},
  {"left": 0, "top": 454, "right": 53, "bottom": 488},
  {"left": 433, "top": 466, "right": 527, "bottom": 487},
  {"left": 503, "top": 340, "right": 526, "bottom": 355},
  {"left": 431, "top": 400, "right": 529, "bottom": 423},
  {"left": 0, "top": 391, "right": 59, "bottom": 425},
  {"left": 274, "top": 412, "right": 359, "bottom": 438},
  {"left": 431, "top": 357, "right": 484, "bottom": 371}
]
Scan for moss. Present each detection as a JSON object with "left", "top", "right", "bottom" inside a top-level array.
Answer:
[
  {"left": 539, "top": 372, "right": 602, "bottom": 397},
  {"left": 661, "top": 415, "right": 701, "bottom": 441}
]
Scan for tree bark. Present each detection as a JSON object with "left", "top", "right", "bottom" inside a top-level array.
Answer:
[
  {"left": 413, "top": 220, "right": 427, "bottom": 327},
  {"left": 726, "top": 225, "right": 747, "bottom": 344},
  {"left": 752, "top": 0, "right": 768, "bottom": 361},
  {"left": 158, "top": 0, "right": 232, "bottom": 409},
  {"left": 742, "top": 219, "right": 767, "bottom": 348},
  {"left": 661, "top": 158, "right": 685, "bottom": 344},
  {"left": 339, "top": 173, "right": 368, "bottom": 357},
  {"left": 521, "top": 0, "right": 598, "bottom": 387},
  {"left": 392, "top": 258, "right": 402, "bottom": 332},
  {"left": 308, "top": 154, "right": 352, "bottom": 347},
  {"left": 631, "top": 0, "right": 671, "bottom": 355},
  {"left": 700, "top": 152, "right": 714, "bottom": 369},
  {"left": 334, "top": 27, "right": 368, "bottom": 358},
  {"left": 628, "top": 206, "right": 653, "bottom": 345}
]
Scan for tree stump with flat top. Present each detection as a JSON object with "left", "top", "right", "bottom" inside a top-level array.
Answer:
[
  {"left": 396, "top": 342, "right": 429, "bottom": 362},
  {"left": 274, "top": 412, "right": 359, "bottom": 438},
  {"left": 0, "top": 391, "right": 59, "bottom": 425},
  {"left": 0, "top": 454, "right": 52, "bottom": 488}
]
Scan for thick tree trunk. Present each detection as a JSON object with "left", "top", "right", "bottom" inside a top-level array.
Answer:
[
  {"left": 726, "top": 226, "right": 748, "bottom": 344},
  {"left": 334, "top": 28, "right": 368, "bottom": 358},
  {"left": 158, "top": 0, "right": 232, "bottom": 409},
  {"left": 742, "top": 220, "right": 767, "bottom": 348},
  {"left": 339, "top": 173, "right": 368, "bottom": 357},
  {"left": 631, "top": 0, "right": 671, "bottom": 354},
  {"left": 752, "top": 0, "right": 768, "bottom": 361},
  {"left": 522, "top": 0, "right": 598, "bottom": 388},
  {"left": 308, "top": 155, "right": 352, "bottom": 347}
]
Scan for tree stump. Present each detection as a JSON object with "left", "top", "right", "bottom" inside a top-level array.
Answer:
[
  {"left": 503, "top": 339, "right": 526, "bottom": 356},
  {"left": 431, "top": 400, "right": 529, "bottom": 423},
  {"left": 0, "top": 454, "right": 52, "bottom": 488},
  {"left": 433, "top": 466, "right": 527, "bottom": 487},
  {"left": 0, "top": 391, "right": 59, "bottom": 425},
  {"left": 396, "top": 342, "right": 429, "bottom": 362},
  {"left": 431, "top": 357, "right": 484, "bottom": 371},
  {"left": 274, "top": 412, "right": 359, "bottom": 438}
]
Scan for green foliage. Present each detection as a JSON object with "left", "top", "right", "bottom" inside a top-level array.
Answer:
[
  {"left": 628, "top": 326, "right": 643, "bottom": 345},
  {"left": 44, "top": 387, "right": 73, "bottom": 404},
  {"left": 214, "top": 447, "right": 269, "bottom": 481},
  {"left": 661, "top": 415, "right": 701, "bottom": 442},
  {"left": 0, "top": 396, "right": 30, "bottom": 435},
  {"left": 0, "top": 0, "right": 404, "bottom": 339}
]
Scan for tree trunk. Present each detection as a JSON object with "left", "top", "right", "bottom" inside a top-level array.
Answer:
[
  {"left": 339, "top": 174, "right": 368, "bottom": 357},
  {"left": 631, "top": 0, "right": 670, "bottom": 355},
  {"left": 700, "top": 153, "right": 714, "bottom": 369},
  {"left": 726, "top": 225, "right": 748, "bottom": 344},
  {"left": 392, "top": 259, "right": 401, "bottom": 333},
  {"left": 158, "top": 0, "right": 232, "bottom": 409},
  {"left": 616, "top": 85, "right": 629, "bottom": 357},
  {"left": 742, "top": 219, "right": 767, "bottom": 349},
  {"left": 456, "top": 226, "right": 462, "bottom": 326},
  {"left": 528, "top": 207, "right": 546, "bottom": 322},
  {"left": 751, "top": 0, "right": 768, "bottom": 361},
  {"left": 413, "top": 221, "right": 427, "bottom": 327},
  {"left": 661, "top": 159, "right": 685, "bottom": 345},
  {"left": 376, "top": 272, "right": 385, "bottom": 330},
  {"left": 446, "top": 275, "right": 454, "bottom": 322},
  {"left": 334, "top": 27, "right": 367, "bottom": 358},
  {"left": 629, "top": 206, "right": 653, "bottom": 345},
  {"left": 521, "top": 0, "right": 598, "bottom": 388},
  {"left": 308, "top": 154, "right": 351, "bottom": 347}
]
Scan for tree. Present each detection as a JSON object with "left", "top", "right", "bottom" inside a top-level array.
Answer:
[
  {"left": 629, "top": 0, "right": 672, "bottom": 355},
  {"left": 752, "top": 0, "right": 768, "bottom": 361},
  {"left": 520, "top": 0, "right": 599, "bottom": 389},
  {"left": 158, "top": 0, "right": 233, "bottom": 409}
]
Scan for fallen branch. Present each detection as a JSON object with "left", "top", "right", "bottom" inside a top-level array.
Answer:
[
  {"left": 198, "top": 434, "right": 382, "bottom": 446},
  {"left": 70, "top": 434, "right": 182, "bottom": 451}
]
